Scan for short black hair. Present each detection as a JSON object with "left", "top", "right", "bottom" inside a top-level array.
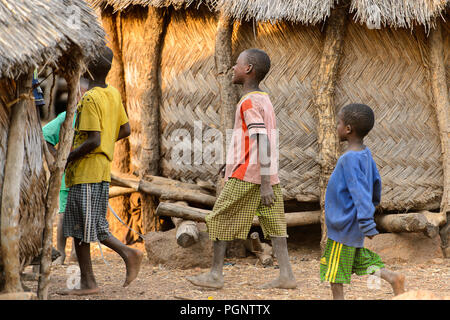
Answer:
[
  {"left": 244, "top": 48, "right": 271, "bottom": 82},
  {"left": 86, "top": 46, "right": 113, "bottom": 81},
  {"left": 339, "top": 103, "right": 375, "bottom": 138}
]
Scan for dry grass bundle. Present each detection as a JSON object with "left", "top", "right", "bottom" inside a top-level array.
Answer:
[
  {"left": 0, "top": 83, "right": 46, "bottom": 272},
  {"left": 350, "top": 0, "right": 449, "bottom": 30},
  {"left": 0, "top": 0, "right": 105, "bottom": 79}
]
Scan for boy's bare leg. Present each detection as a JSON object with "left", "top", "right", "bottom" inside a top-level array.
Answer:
[
  {"left": 260, "top": 236, "right": 297, "bottom": 289},
  {"left": 57, "top": 240, "right": 99, "bottom": 296},
  {"left": 69, "top": 238, "right": 78, "bottom": 262},
  {"left": 379, "top": 268, "right": 405, "bottom": 295},
  {"left": 331, "top": 283, "right": 344, "bottom": 300},
  {"left": 186, "top": 240, "right": 227, "bottom": 289},
  {"left": 100, "top": 235, "right": 143, "bottom": 287}
]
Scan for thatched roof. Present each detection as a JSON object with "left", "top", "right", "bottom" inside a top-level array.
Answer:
[
  {"left": 0, "top": 0, "right": 105, "bottom": 79},
  {"left": 89, "top": 0, "right": 449, "bottom": 29}
]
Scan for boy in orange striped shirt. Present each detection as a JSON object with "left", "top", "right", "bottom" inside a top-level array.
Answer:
[{"left": 187, "top": 48, "right": 296, "bottom": 290}]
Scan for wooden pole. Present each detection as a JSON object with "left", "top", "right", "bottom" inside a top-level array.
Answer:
[
  {"left": 37, "top": 62, "right": 81, "bottom": 300},
  {"left": 121, "top": 6, "right": 168, "bottom": 234},
  {"left": 428, "top": 20, "right": 450, "bottom": 257},
  {"left": 375, "top": 212, "right": 439, "bottom": 238},
  {"left": 215, "top": 11, "right": 239, "bottom": 195},
  {"left": 0, "top": 70, "right": 33, "bottom": 293},
  {"left": 313, "top": 2, "right": 349, "bottom": 252},
  {"left": 156, "top": 202, "right": 321, "bottom": 227}
]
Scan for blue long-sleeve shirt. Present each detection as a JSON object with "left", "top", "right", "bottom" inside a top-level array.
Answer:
[{"left": 325, "top": 147, "right": 381, "bottom": 248}]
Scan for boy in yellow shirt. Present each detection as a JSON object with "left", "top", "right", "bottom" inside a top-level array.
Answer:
[{"left": 60, "top": 47, "right": 143, "bottom": 296}]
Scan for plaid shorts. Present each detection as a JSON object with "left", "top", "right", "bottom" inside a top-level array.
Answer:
[
  {"left": 206, "top": 178, "right": 287, "bottom": 241},
  {"left": 320, "top": 238, "right": 385, "bottom": 284},
  {"left": 63, "top": 182, "right": 111, "bottom": 243}
]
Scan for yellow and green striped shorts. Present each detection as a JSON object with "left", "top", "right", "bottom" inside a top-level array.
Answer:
[
  {"left": 205, "top": 178, "right": 287, "bottom": 241},
  {"left": 320, "top": 238, "right": 385, "bottom": 284}
]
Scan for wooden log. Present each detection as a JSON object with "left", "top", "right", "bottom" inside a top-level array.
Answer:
[
  {"left": 375, "top": 212, "right": 439, "bottom": 238},
  {"left": 140, "top": 180, "right": 216, "bottom": 206},
  {"left": 156, "top": 202, "right": 321, "bottom": 227},
  {"left": 110, "top": 172, "right": 217, "bottom": 206},
  {"left": 313, "top": 1, "right": 349, "bottom": 252},
  {"left": 109, "top": 186, "right": 136, "bottom": 198},
  {"left": 38, "top": 62, "right": 81, "bottom": 300},
  {"left": 420, "top": 210, "right": 447, "bottom": 227},
  {"left": 176, "top": 220, "right": 199, "bottom": 248},
  {"left": 215, "top": 11, "right": 239, "bottom": 196},
  {"left": 167, "top": 201, "right": 199, "bottom": 248},
  {"left": 1, "top": 70, "right": 33, "bottom": 293},
  {"left": 428, "top": 20, "right": 450, "bottom": 258},
  {"left": 112, "top": 171, "right": 213, "bottom": 195},
  {"left": 244, "top": 232, "right": 273, "bottom": 267}
]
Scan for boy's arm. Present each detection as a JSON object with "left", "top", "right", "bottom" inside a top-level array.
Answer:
[
  {"left": 241, "top": 99, "right": 274, "bottom": 206},
  {"left": 67, "top": 131, "right": 101, "bottom": 164},
  {"left": 257, "top": 133, "right": 274, "bottom": 206},
  {"left": 117, "top": 122, "right": 130, "bottom": 141},
  {"left": 372, "top": 167, "right": 382, "bottom": 207},
  {"left": 342, "top": 155, "right": 379, "bottom": 237}
]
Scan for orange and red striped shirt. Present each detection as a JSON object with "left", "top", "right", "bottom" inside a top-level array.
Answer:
[{"left": 224, "top": 91, "right": 280, "bottom": 185}]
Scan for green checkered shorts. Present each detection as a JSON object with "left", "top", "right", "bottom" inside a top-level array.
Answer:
[
  {"left": 205, "top": 178, "right": 287, "bottom": 241},
  {"left": 320, "top": 238, "right": 385, "bottom": 284}
]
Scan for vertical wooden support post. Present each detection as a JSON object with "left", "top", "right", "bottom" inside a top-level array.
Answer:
[
  {"left": 38, "top": 62, "right": 81, "bottom": 300},
  {"left": 428, "top": 20, "right": 450, "bottom": 258},
  {"left": 121, "top": 7, "right": 168, "bottom": 234},
  {"left": 1, "top": 70, "right": 33, "bottom": 293},
  {"left": 313, "top": 3, "right": 348, "bottom": 252},
  {"left": 215, "top": 11, "right": 239, "bottom": 195}
]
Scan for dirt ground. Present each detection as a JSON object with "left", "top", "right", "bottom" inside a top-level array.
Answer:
[{"left": 23, "top": 225, "right": 450, "bottom": 300}]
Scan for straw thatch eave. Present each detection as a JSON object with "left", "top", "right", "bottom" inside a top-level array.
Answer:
[
  {"left": 88, "top": 0, "right": 449, "bottom": 29},
  {"left": 0, "top": 0, "right": 106, "bottom": 79}
]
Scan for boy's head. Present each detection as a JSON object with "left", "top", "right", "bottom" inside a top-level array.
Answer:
[
  {"left": 337, "top": 103, "right": 375, "bottom": 141},
  {"left": 232, "top": 48, "right": 271, "bottom": 85},
  {"left": 85, "top": 46, "right": 113, "bottom": 83}
]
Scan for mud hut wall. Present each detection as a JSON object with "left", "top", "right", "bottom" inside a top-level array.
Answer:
[
  {"left": 335, "top": 22, "right": 444, "bottom": 212},
  {"left": 0, "top": 80, "right": 46, "bottom": 270}
]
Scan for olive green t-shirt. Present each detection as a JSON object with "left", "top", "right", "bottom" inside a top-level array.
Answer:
[{"left": 65, "top": 85, "right": 128, "bottom": 187}]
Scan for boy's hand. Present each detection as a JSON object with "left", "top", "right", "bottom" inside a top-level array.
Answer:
[{"left": 260, "top": 177, "right": 275, "bottom": 207}]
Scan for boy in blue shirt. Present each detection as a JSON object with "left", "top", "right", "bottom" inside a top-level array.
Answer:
[{"left": 320, "top": 103, "right": 405, "bottom": 300}]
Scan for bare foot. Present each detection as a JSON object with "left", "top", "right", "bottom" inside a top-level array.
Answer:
[
  {"left": 259, "top": 277, "right": 297, "bottom": 290},
  {"left": 56, "top": 287, "right": 100, "bottom": 296},
  {"left": 392, "top": 274, "right": 405, "bottom": 296},
  {"left": 123, "top": 249, "right": 143, "bottom": 287},
  {"left": 186, "top": 272, "right": 224, "bottom": 289}
]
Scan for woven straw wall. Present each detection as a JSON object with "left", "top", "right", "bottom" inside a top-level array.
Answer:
[
  {"left": 0, "top": 80, "right": 47, "bottom": 271},
  {"left": 335, "top": 22, "right": 443, "bottom": 211},
  {"left": 160, "top": 7, "right": 221, "bottom": 182}
]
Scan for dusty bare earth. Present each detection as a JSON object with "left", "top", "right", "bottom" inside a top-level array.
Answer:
[{"left": 23, "top": 225, "right": 449, "bottom": 300}]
